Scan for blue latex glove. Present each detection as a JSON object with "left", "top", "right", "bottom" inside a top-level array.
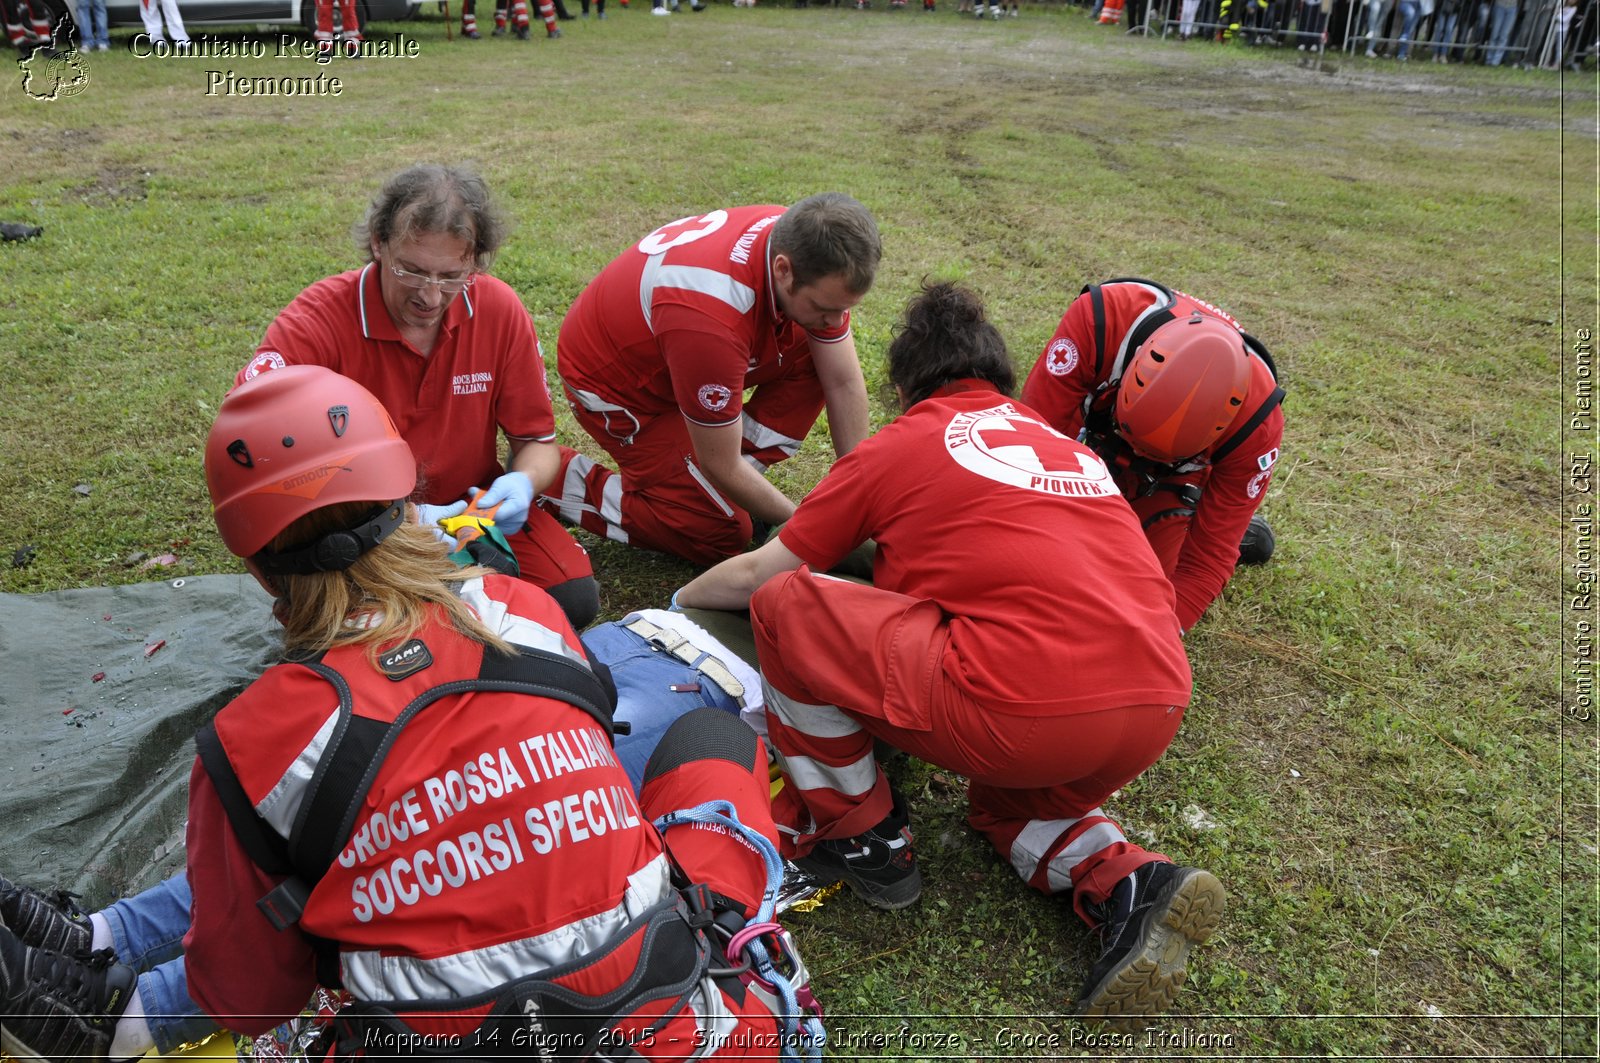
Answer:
[
  {"left": 669, "top": 588, "right": 686, "bottom": 612},
  {"left": 477, "top": 472, "right": 534, "bottom": 533},
  {"left": 416, "top": 500, "right": 468, "bottom": 546}
]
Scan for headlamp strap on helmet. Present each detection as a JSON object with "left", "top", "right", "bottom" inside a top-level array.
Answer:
[{"left": 251, "top": 500, "right": 407, "bottom": 577}]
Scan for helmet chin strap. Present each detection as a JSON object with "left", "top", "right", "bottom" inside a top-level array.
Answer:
[{"left": 250, "top": 501, "right": 407, "bottom": 577}]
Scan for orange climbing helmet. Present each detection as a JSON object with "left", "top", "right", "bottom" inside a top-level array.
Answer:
[
  {"left": 205, "top": 365, "right": 416, "bottom": 571},
  {"left": 1115, "top": 312, "right": 1251, "bottom": 464}
]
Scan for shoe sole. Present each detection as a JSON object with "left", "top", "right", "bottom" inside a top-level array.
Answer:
[
  {"left": 1075, "top": 868, "right": 1226, "bottom": 1027},
  {"left": 791, "top": 854, "right": 923, "bottom": 911}
]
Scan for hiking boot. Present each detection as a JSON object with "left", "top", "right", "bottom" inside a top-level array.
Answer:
[
  {"left": 516, "top": 24, "right": 532, "bottom": 36},
  {"left": 462, "top": 26, "right": 482, "bottom": 36},
  {"left": 0, "top": 873, "right": 92, "bottom": 955},
  {"left": 1237, "top": 513, "right": 1275, "bottom": 565},
  {"left": 492, "top": 22, "right": 507, "bottom": 33},
  {"left": 791, "top": 792, "right": 921, "bottom": 910},
  {"left": 1076, "top": 862, "right": 1225, "bottom": 1026},
  {"left": 0, "top": 929, "right": 135, "bottom": 1063}
]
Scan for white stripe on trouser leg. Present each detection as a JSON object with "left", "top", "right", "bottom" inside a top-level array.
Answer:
[
  {"left": 764, "top": 681, "right": 878, "bottom": 796},
  {"left": 555, "top": 453, "right": 629, "bottom": 544},
  {"left": 1009, "top": 815, "right": 1126, "bottom": 894},
  {"left": 784, "top": 753, "right": 878, "bottom": 797},
  {"left": 741, "top": 415, "right": 803, "bottom": 461},
  {"left": 764, "top": 680, "right": 864, "bottom": 739}
]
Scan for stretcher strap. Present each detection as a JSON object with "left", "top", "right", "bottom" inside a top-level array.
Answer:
[{"left": 622, "top": 617, "right": 747, "bottom": 707}]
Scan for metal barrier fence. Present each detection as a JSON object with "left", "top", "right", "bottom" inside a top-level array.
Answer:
[{"left": 1075, "top": 0, "right": 1593, "bottom": 67}]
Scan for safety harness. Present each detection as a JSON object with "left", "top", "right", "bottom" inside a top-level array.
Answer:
[
  {"left": 653, "top": 801, "right": 826, "bottom": 1062},
  {"left": 195, "top": 641, "right": 618, "bottom": 969},
  {"left": 1076, "top": 278, "right": 1285, "bottom": 504},
  {"left": 196, "top": 637, "right": 819, "bottom": 1060}
]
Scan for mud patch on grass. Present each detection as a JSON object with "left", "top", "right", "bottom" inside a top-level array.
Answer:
[{"left": 68, "top": 167, "right": 150, "bottom": 204}]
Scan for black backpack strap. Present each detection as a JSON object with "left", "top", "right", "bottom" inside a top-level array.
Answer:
[
  {"left": 477, "top": 645, "right": 618, "bottom": 733},
  {"left": 1082, "top": 282, "right": 1108, "bottom": 378},
  {"left": 1242, "top": 331, "right": 1279, "bottom": 381},
  {"left": 1212, "top": 384, "right": 1285, "bottom": 464},
  {"left": 195, "top": 722, "right": 294, "bottom": 877},
  {"left": 195, "top": 718, "right": 344, "bottom": 979},
  {"left": 1083, "top": 278, "right": 1177, "bottom": 385}
]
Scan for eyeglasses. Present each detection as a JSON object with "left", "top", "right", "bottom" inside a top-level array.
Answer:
[{"left": 382, "top": 259, "right": 476, "bottom": 295}]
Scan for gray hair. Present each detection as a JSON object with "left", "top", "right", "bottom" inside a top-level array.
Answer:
[{"left": 354, "top": 164, "right": 508, "bottom": 271}]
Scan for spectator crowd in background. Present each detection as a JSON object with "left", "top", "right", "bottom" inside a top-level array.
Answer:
[
  {"left": 1, "top": 0, "right": 1590, "bottom": 92},
  {"left": 1091, "top": 0, "right": 1589, "bottom": 66}
]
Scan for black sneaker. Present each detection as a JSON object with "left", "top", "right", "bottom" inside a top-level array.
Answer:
[
  {"left": 1237, "top": 513, "right": 1275, "bottom": 565},
  {"left": 0, "top": 929, "right": 135, "bottom": 1063},
  {"left": 791, "top": 792, "right": 921, "bottom": 910},
  {"left": 1076, "top": 861, "right": 1225, "bottom": 1025},
  {"left": 0, "top": 873, "right": 92, "bottom": 955}
]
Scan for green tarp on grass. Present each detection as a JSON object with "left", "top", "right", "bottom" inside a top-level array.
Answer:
[{"left": 0, "top": 575, "right": 277, "bottom": 905}]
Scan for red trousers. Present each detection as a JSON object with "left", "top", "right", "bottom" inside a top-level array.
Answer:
[
  {"left": 633, "top": 717, "right": 806, "bottom": 1059},
  {"left": 505, "top": 507, "right": 595, "bottom": 588},
  {"left": 545, "top": 378, "right": 825, "bottom": 565},
  {"left": 750, "top": 567, "right": 1185, "bottom": 923},
  {"left": 314, "top": 0, "right": 361, "bottom": 39}
]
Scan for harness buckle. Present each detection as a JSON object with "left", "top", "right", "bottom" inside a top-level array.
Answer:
[{"left": 256, "top": 877, "right": 311, "bottom": 932}]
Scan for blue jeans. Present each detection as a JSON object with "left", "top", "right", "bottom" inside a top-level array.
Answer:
[
  {"left": 100, "top": 874, "right": 217, "bottom": 1054},
  {"left": 1485, "top": 0, "right": 1517, "bottom": 61},
  {"left": 1363, "top": 0, "right": 1392, "bottom": 42},
  {"left": 77, "top": 0, "right": 108, "bottom": 47},
  {"left": 1431, "top": 10, "right": 1459, "bottom": 55},
  {"left": 1395, "top": 0, "right": 1420, "bottom": 53}
]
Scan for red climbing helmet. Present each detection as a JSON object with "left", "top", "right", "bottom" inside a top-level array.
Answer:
[
  {"left": 1115, "top": 312, "right": 1251, "bottom": 463},
  {"left": 205, "top": 365, "right": 416, "bottom": 568}
]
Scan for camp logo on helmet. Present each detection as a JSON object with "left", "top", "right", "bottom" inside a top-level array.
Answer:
[
  {"left": 1045, "top": 337, "right": 1079, "bottom": 377},
  {"left": 380, "top": 638, "right": 434, "bottom": 681},
  {"left": 328, "top": 405, "right": 350, "bottom": 438},
  {"left": 697, "top": 384, "right": 733, "bottom": 413},
  {"left": 944, "top": 403, "right": 1119, "bottom": 499}
]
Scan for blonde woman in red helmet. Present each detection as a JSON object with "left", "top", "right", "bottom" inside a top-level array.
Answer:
[{"left": 0, "top": 366, "right": 822, "bottom": 1063}]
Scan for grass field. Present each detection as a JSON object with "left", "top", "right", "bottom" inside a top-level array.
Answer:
[{"left": 2, "top": 5, "right": 1596, "bottom": 1058}]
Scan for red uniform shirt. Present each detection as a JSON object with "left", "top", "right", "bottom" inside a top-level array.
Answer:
[
  {"left": 778, "top": 381, "right": 1191, "bottom": 717},
  {"left": 557, "top": 205, "right": 852, "bottom": 427},
  {"left": 1020, "top": 281, "right": 1285, "bottom": 630},
  {"left": 184, "top": 576, "right": 667, "bottom": 1031},
  {"left": 241, "top": 265, "right": 558, "bottom": 505}
]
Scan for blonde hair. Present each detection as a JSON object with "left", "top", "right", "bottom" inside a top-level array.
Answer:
[{"left": 267, "top": 501, "right": 513, "bottom": 663}]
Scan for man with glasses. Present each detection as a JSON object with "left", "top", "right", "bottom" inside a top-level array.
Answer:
[{"left": 238, "top": 163, "right": 599, "bottom": 628}]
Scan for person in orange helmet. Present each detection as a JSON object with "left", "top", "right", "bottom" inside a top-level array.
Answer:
[{"left": 1021, "top": 278, "right": 1285, "bottom": 635}]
